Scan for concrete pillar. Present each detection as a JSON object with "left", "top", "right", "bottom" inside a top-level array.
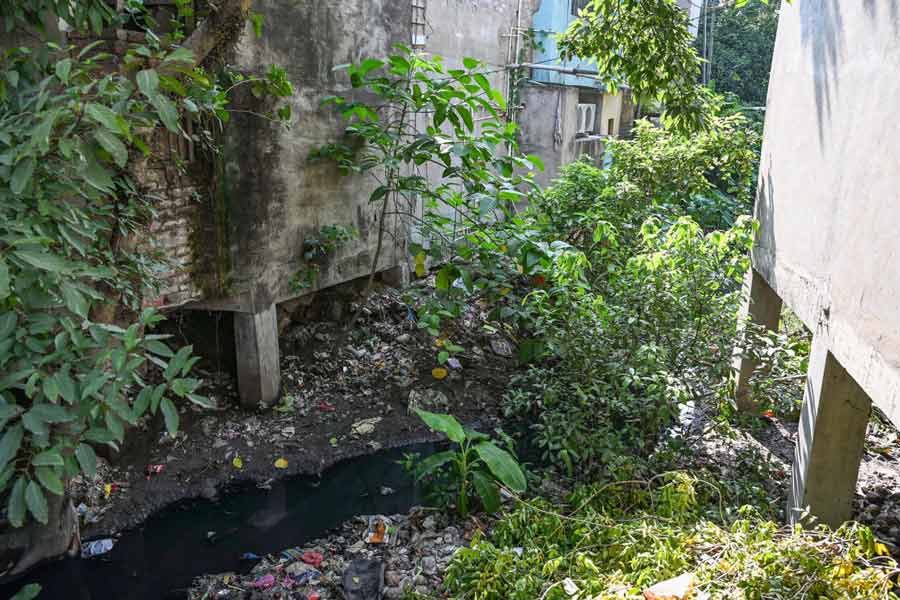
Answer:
[
  {"left": 234, "top": 304, "right": 281, "bottom": 409},
  {"left": 732, "top": 268, "right": 783, "bottom": 411},
  {"left": 788, "top": 336, "right": 871, "bottom": 528}
]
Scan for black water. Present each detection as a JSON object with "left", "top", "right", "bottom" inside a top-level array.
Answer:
[{"left": 2, "top": 443, "right": 436, "bottom": 600}]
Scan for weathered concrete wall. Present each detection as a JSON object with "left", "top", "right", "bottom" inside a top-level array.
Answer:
[
  {"left": 738, "top": 0, "right": 900, "bottom": 526},
  {"left": 518, "top": 84, "right": 580, "bottom": 187},
  {"left": 754, "top": 0, "right": 900, "bottom": 421},
  {"left": 214, "top": 0, "right": 412, "bottom": 314}
]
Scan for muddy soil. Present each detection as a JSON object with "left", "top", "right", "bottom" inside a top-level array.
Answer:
[
  {"left": 674, "top": 397, "right": 900, "bottom": 550},
  {"left": 71, "top": 290, "right": 519, "bottom": 537}
]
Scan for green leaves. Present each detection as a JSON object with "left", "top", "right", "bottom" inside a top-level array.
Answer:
[
  {"left": 35, "top": 466, "right": 63, "bottom": 496},
  {"left": 85, "top": 102, "right": 124, "bottom": 133},
  {"left": 136, "top": 69, "right": 159, "bottom": 96},
  {"left": 414, "top": 450, "right": 457, "bottom": 481},
  {"left": 0, "top": 425, "right": 24, "bottom": 473},
  {"left": 472, "top": 469, "right": 501, "bottom": 513},
  {"left": 7, "top": 477, "right": 26, "bottom": 527},
  {"left": 25, "top": 479, "right": 48, "bottom": 524},
  {"left": 13, "top": 248, "right": 68, "bottom": 272},
  {"left": 10, "top": 158, "right": 35, "bottom": 195},
  {"left": 94, "top": 128, "right": 128, "bottom": 168},
  {"left": 160, "top": 397, "right": 179, "bottom": 437},
  {"left": 415, "top": 409, "right": 465, "bottom": 444},
  {"left": 75, "top": 443, "right": 97, "bottom": 477},
  {"left": 474, "top": 441, "right": 526, "bottom": 493},
  {"left": 0, "top": 22, "right": 219, "bottom": 530},
  {"left": 11, "top": 583, "right": 41, "bottom": 600},
  {"left": 31, "top": 449, "right": 63, "bottom": 467},
  {"left": 558, "top": 0, "right": 710, "bottom": 133}
]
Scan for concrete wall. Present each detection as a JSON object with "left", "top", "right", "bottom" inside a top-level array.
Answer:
[
  {"left": 735, "top": 0, "right": 900, "bottom": 526},
  {"left": 517, "top": 85, "right": 580, "bottom": 187},
  {"left": 753, "top": 0, "right": 900, "bottom": 422},
  {"left": 213, "top": 0, "right": 412, "bottom": 314}
]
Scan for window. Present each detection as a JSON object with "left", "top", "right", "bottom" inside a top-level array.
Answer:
[
  {"left": 571, "top": 0, "right": 591, "bottom": 16},
  {"left": 576, "top": 103, "right": 596, "bottom": 134},
  {"left": 607, "top": 118, "right": 616, "bottom": 136}
]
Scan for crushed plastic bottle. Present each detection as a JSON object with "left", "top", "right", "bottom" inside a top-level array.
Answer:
[{"left": 81, "top": 538, "right": 115, "bottom": 558}]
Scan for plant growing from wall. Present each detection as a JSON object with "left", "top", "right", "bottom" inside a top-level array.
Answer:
[
  {"left": 290, "top": 224, "right": 359, "bottom": 292},
  {"left": 311, "top": 48, "right": 545, "bottom": 342},
  {"left": 410, "top": 409, "right": 526, "bottom": 517},
  {"left": 0, "top": 1, "right": 292, "bottom": 537}
]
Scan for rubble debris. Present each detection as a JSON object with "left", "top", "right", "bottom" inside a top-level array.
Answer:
[
  {"left": 81, "top": 538, "right": 115, "bottom": 558},
  {"left": 342, "top": 559, "right": 384, "bottom": 600},
  {"left": 643, "top": 572, "right": 697, "bottom": 600}
]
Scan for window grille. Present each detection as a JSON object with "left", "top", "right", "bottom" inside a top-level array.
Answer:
[{"left": 576, "top": 103, "right": 596, "bottom": 134}]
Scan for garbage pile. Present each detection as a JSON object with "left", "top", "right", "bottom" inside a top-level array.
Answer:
[{"left": 190, "top": 506, "right": 478, "bottom": 599}]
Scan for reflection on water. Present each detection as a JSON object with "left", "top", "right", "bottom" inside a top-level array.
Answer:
[{"left": 1, "top": 443, "right": 435, "bottom": 600}]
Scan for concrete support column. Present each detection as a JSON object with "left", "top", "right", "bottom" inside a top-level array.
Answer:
[
  {"left": 788, "top": 336, "right": 871, "bottom": 527},
  {"left": 234, "top": 304, "right": 281, "bottom": 409},
  {"left": 732, "top": 268, "right": 783, "bottom": 411}
]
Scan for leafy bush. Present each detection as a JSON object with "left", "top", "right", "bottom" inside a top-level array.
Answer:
[
  {"left": 0, "top": 2, "right": 291, "bottom": 527},
  {"left": 310, "top": 48, "right": 546, "bottom": 350},
  {"left": 440, "top": 473, "right": 899, "bottom": 600},
  {"left": 410, "top": 410, "right": 526, "bottom": 517}
]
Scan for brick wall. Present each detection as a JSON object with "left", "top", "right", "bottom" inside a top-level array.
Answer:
[{"left": 134, "top": 130, "right": 205, "bottom": 309}]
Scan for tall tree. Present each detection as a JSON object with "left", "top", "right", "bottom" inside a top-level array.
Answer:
[{"left": 699, "top": 0, "right": 781, "bottom": 106}]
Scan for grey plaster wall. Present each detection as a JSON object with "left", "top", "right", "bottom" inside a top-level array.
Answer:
[
  {"left": 754, "top": 0, "right": 900, "bottom": 422},
  {"left": 219, "top": 0, "right": 413, "bottom": 312},
  {"left": 518, "top": 84, "right": 580, "bottom": 187},
  {"left": 207, "top": 0, "right": 537, "bottom": 312}
]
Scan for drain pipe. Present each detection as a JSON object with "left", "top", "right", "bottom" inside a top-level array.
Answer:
[
  {"left": 509, "top": 62, "right": 601, "bottom": 78},
  {"left": 510, "top": 0, "right": 524, "bottom": 122}
]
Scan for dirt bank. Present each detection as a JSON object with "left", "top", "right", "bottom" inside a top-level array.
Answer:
[{"left": 72, "top": 290, "right": 520, "bottom": 537}]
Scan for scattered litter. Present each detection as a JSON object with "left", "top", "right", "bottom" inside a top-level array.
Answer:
[
  {"left": 643, "top": 572, "right": 697, "bottom": 600},
  {"left": 241, "top": 552, "right": 261, "bottom": 560},
  {"left": 232, "top": 456, "right": 244, "bottom": 469},
  {"left": 489, "top": 337, "right": 514, "bottom": 357},
  {"left": 365, "top": 515, "right": 392, "bottom": 545},
  {"left": 76, "top": 503, "right": 88, "bottom": 516},
  {"left": 302, "top": 551, "right": 324, "bottom": 568},
  {"left": 563, "top": 577, "right": 579, "bottom": 596},
  {"left": 146, "top": 464, "right": 165, "bottom": 480},
  {"left": 343, "top": 559, "right": 385, "bottom": 600},
  {"left": 282, "top": 426, "right": 296, "bottom": 437},
  {"left": 407, "top": 388, "right": 449, "bottom": 414},
  {"left": 274, "top": 457, "right": 289, "bottom": 469},
  {"left": 380, "top": 486, "right": 395, "bottom": 496},
  {"left": 81, "top": 538, "right": 115, "bottom": 558},
  {"left": 329, "top": 437, "right": 339, "bottom": 447},
  {"left": 103, "top": 483, "right": 115, "bottom": 499},
  {"left": 318, "top": 400, "right": 336, "bottom": 412},
  {"left": 431, "top": 367, "right": 448, "bottom": 380},
  {"left": 447, "top": 357, "right": 462, "bottom": 370},
  {"left": 351, "top": 417, "right": 381, "bottom": 436},
  {"left": 248, "top": 573, "right": 276, "bottom": 589}
]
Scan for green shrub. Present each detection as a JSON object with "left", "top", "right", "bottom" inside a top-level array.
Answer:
[
  {"left": 410, "top": 410, "right": 526, "bottom": 517},
  {"left": 441, "top": 473, "right": 899, "bottom": 600}
]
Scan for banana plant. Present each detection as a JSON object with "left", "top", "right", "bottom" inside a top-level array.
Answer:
[{"left": 414, "top": 409, "right": 526, "bottom": 517}]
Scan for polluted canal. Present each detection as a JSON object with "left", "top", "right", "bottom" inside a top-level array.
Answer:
[{"left": 2, "top": 443, "right": 437, "bottom": 599}]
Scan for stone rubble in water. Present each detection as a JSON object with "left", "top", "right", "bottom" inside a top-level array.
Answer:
[{"left": 189, "top": 506, "right": 477, "bottom": 599}]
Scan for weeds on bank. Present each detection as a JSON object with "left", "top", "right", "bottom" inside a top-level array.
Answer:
[{"left": 424, "top": 473, "right": 898, "bottom": 600}]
